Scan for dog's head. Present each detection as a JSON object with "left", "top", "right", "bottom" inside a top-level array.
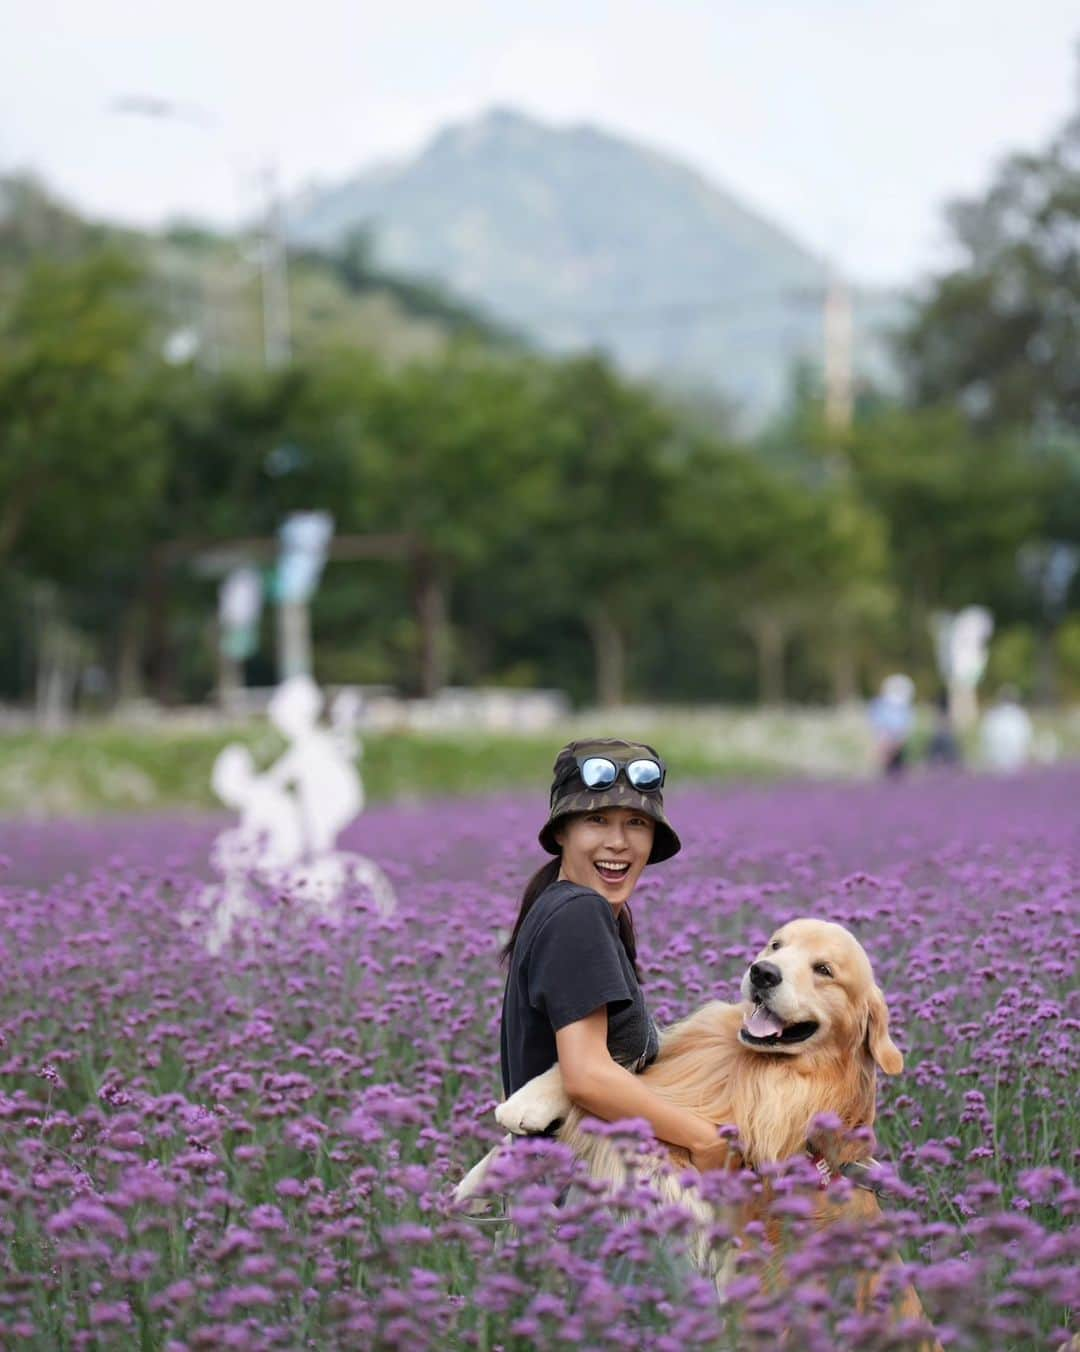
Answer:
[{"left": 738, "top": 918, "right": 902, "bottom": 1075}]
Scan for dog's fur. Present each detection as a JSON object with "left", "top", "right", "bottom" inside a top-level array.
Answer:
[{"left": 457, "top": 917, "right": 940, "bottom": 1347}]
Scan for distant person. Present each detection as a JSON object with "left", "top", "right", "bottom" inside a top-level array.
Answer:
[
  {"left": 979, "top": 686, "right": 1033, "bottom": 773},
  {"left": 926, "top": 687, "right": 962, "bottom": 768},
  {"left": 868, "top": 673, "right": 915, "bottom": 777}
]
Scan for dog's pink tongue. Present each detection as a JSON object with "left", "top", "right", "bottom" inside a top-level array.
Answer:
[{"left": 745, "top": 1005, "right": 785, "bottom": 1038}]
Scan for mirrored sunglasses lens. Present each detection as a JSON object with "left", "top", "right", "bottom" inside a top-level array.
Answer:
[
  {"left": 627, "top": 759, "right": 662, "bottom": 789},
  {"left": 580, "top": 757, "right": 617, "bottom": 788}
]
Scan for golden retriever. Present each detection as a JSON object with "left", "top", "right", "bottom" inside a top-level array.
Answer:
[{"left": 457, "top": 917, "right": 941, "bottom": 1347}]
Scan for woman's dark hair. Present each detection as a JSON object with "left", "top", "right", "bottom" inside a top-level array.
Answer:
[{"left": 501, "top": 856, "right": 642, "bottom": 980}]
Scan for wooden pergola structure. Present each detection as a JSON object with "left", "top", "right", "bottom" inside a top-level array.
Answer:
[{"left": 144, "top": 531, "right": 447, "bottom": 701}]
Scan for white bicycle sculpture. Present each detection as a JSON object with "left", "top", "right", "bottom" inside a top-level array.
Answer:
[{"left": 184, "top": 676, "right": 396, "bottom": 955}]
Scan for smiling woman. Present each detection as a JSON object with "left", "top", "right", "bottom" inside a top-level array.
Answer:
[{"left": 497, "top": 739, "right": 731, "bottom": 1172}]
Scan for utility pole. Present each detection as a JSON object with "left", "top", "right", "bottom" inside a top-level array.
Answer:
[
  {"left": 260, "top": 164, "right": 292, "bottom": 370},
  {"left": 109, "top": 96, "right": 290, "bottom": 373},
  {"left": 823, "top": 274, "right": 853, "bottom": 432}
]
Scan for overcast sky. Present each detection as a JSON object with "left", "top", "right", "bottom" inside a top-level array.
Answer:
[{"left": 3, "top": 0, "right": 1076, "bottom": 286}]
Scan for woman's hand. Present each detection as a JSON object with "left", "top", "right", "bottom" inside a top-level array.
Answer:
[{"left": 556, "top": 1012, "right": 737, "bottom": 1164}]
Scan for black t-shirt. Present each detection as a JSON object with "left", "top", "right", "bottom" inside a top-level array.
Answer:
[{"left": 500, "top": 879, "right": 660, "bottom": 1097}]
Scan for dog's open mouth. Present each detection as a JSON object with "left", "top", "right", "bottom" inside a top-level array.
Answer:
[{"left": 739, "top": 1001, "right": 819, "bottom": 1046}]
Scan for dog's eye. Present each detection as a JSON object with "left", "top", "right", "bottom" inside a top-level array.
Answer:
[
  {"left": 813, "top": 963, "right": 833, "bottom": 978},
  {"left": 770, "top": 940, "right": 782, "bottom": 951}
]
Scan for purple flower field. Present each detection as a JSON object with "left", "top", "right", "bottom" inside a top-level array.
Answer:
[{"left": 1, "top": 771, "right": 1077, "bottom": 1350}]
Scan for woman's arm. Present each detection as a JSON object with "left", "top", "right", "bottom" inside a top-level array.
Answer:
[{"left": 555, "top": 1007, "right": 730, "bottom": 1170}]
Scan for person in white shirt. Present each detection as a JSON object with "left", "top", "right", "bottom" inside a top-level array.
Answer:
[{"left": 979, "top": 687, "right": 1033, "bottom": 773}]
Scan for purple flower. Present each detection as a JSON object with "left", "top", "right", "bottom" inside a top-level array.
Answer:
[
  {"left": 47, "top": 1199, "right": 126, "bottom": 1242},
  {"left": 0, "top": 771, "right": 1076, "bottom": 1347},
  {"left": 89, "top": 1300, "right": 133, "bottom": 1328}
]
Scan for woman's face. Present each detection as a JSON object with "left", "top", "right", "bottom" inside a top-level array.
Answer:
[{"left": 555, "top": 807, "right": 655, "bottom": 910}]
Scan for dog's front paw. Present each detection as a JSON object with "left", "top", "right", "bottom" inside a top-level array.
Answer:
[{"left": 495, "top": 1066, "right": 571, "bottom": 1135}]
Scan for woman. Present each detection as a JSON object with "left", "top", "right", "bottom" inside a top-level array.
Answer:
[{"left": 499, "top": 738, "right": 728, "bottom": 1172}]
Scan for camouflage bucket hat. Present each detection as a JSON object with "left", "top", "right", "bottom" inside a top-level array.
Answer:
[{"left": 538, "top": 737, "right": 681, "bottom": 865}]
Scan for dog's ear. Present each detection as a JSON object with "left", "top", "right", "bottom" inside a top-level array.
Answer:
[{"left": 865, "top": 984, "right": 903, "bottom": 1074}]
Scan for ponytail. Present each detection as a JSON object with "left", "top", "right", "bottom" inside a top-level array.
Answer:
[
  {"left": 501, "top": 858, "right": 560, "bottom": 965},
  {"left": 617, "top": 904, "right": 642, "bottom": 982},
  {"left": 501, "top": 856, "right": 643, "bottom": 982}
]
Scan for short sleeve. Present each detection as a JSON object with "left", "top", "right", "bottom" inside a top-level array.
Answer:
[{"left": 527, "top": 892, "right": 634, "bottom": 1032}]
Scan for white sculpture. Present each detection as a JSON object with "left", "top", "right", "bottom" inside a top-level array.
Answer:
[
  {"left": 184, "top": 675, "right": 396, "bottom": 954},
  {"left": 263, "top": 675, "right": 363, "bottom": 856},
  {"left": 275, "top": 512, "right": 333, "bottom": 682},
  {"left": 211, "top": 743, "right": 305, "bottom": 872},
  {"left": 931, "top": 606, "right": 994, "bottom": 730}
]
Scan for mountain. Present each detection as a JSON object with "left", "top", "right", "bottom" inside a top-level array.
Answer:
[{"left": 286, "top": 107, "right": 900, "bottom": 420}]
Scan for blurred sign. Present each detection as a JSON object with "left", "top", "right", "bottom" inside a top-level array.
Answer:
[
  {"left": 931, "top": 606, "right": 994, "bottom": 690},
  {"left": 931, "top": 606, "right": 994, "bottom": 730},
  {"left": 218, "top": 566, "right": 263, "bottom": 661},
  {"left": 275, "top": 512, "right": 334, "bottom": 604}
]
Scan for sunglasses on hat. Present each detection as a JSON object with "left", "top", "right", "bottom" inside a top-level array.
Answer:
[{"left": 553, "top": 754, "right": 666, "bottom": 800}]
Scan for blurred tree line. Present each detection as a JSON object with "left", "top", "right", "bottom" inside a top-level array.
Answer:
[{"left": 1, "top": 77, "right": 1078, "bottom": 712}]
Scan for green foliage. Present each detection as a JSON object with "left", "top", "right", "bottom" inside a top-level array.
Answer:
[
  {"left": 0, "top": 248, "right": 165, "bottom": 575},
  {"left": 510, "top": 355, "right": 681, "bottom": 702},
  {"left": 897, "top": 47, "right": 1080, "bottom": 438},
  {"left": 2, "top": 150, "right": 1078, "bottom": 715},
  {"left": 985, "top": 625, "right": 1037, "bottom": 698},
  {"left": 307, "top": 227, "right": 518, "bottom": 343},
  {"left": 900, "top": 93, "right": 1080, "bottom": 432},
  {"left": 866, "top": 66, "right": 1080, "bottom": 704},
  {"left": 1055, "top": 615, "right": 1080, "bottom": 699},
  {"left": 0, "top": 721, "right": 786, "bottom": 816},
  {"left": 0, "top": 244, "right": 171, "bottom": 700},
  {"left": 846, "top": 408, "right": 1042, "bottom": 613}
]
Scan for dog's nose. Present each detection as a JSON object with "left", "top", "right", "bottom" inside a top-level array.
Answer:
[{"left": 750, "top": 961, "right": 782, "bottom": 990}]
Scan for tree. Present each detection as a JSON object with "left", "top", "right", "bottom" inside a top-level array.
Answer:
[
  {"left": 0, "top": 249, "right": 164, "bottom": 568},
  {"left": 0, "top": 248, "right": 168, "bottom": 708},
  {"left": 669, "top": 438, "right": 890, "bottom": 704},
  {"left": 287, "top": 344, "right": 552, "bottom": 696},
  {"left": 525, "top": 356, "right": 683, "bottom": 707},
  {"left": 888, "top": 61, "right": 1080, "bottom": 698},
  {"left": 901, "top": 62, "right": 1080, "bottom": 433},
  {"left": 845, "top": 407, "right": 1049, "bottom": 677}
]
